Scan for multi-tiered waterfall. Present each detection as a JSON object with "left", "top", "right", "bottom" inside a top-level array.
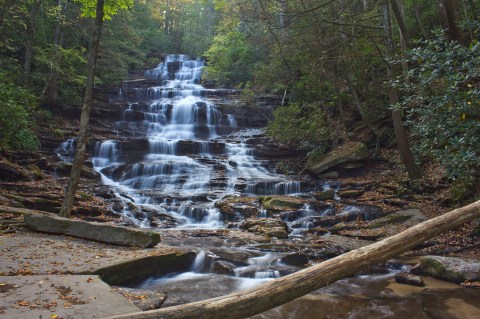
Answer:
[{"left": 92, "top": 54, "right": 301, "bottom": 228}]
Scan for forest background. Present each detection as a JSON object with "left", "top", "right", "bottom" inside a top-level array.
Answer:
[{"left": 0, "top": 0, "right": 479, "bottom": 204}]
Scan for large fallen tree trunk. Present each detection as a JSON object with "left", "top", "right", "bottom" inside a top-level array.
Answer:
[{"left": 103, "top": 200, "right": 480, "bottom": 319}]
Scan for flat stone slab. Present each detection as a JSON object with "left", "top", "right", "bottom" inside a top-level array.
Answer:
[
  {"left": 0, "top": 230, "right": 182, "bottom": 276},
  {"left": 0, "top": 275, "right": 139, "bottom": 319},
  {"left": 25, "top": 213, "right": 160, "bottom": 248}
]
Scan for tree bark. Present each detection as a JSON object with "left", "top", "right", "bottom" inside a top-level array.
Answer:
[
  {"left": 41, "top": 0, "right": 65, "bottom": 110},
  {"left": 438, "top": 0, "right": 465, "bottom": 44},
  {"left": 102, "top": 200, "right": 480, "bottom": 319},
  {"left": 383, "top": 0, "right": 422, "bottom": 179},
  {"left": 412, "top": 0, "right": 427, "bottom": 38},
  {"left": 23, "top": 0, "right": 42, "bottom": 85},
  {"left": 59, "top": 0, "right": 105, "bottom": 218}
]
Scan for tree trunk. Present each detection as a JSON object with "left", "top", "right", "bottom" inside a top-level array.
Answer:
[
  {"left": 438, "top": 0, "right": 465, "bottom": 43},
  {"left": 59, "top": 0, "right": 105, "bottom": 218},
  {"left": 102, "top": 200, "right": 480, "bottom": 319},
  {"left": 41, "top": 0, "right": 64, "bottom": 110},
  {"left": 384, "top": 0, "right": 422, "bottom": 179},
  {"left": 23, "top": 0, "right": 42, "bottom": 85},
  {"left": 412, "top": 0, "right": 427, "bottom": 38}
]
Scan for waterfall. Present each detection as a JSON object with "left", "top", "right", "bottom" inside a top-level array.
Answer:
[{"left": 81, "top": 54, "right": 305, "bottom": 228}]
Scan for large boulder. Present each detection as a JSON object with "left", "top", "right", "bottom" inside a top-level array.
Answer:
[
  {"left": 240, "top": 218, "right": 289, "bottom": 239},
  {"left": 306, "top": 142, "right": 368, "bottom": 176},
  {"left": 419, "top": 256, "right": 480, "bottom": 283},
  {"left": 260, "top": 196, "right": 307, "bottom": 212},
  {"left": 25, "top": 213, "right": 160, "bottom": 248}
]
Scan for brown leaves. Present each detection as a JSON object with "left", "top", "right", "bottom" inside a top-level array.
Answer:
[{"left": 461, "top": 280, "right": 480, "bottom": 288}]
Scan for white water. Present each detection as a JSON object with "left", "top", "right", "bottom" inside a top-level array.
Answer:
[{"left": 86, "top": 54, "right": 304, "bottom": 228}]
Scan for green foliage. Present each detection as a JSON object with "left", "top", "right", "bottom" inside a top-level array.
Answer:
[
  {"left": 0, "top": 70, "right": 38, "bottom": 151},
  {"left": 75, "top": 0, "right": 134, "bottom": 20},
  {"left": 267, "top": 103, "right": 331, "bottom": 152},
  {"left": 204, "top": 29, "right": 257, "bottom": 87},
  {"left": 395, "top": 31, "right": 480, "bottom": 200},
  {"left": 33, "top": 45, "right": 87, "bottom": 106}
]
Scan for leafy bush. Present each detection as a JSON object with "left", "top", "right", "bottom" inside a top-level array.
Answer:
[
  {"left": 0, "top": 71, "right": 39, "bottom": 151},
  {"left": 395, "top": 32, "right": 480, "bottom": 200},
  {"left": 204, "top": 29, "right": 257, "bottom": 87},
  {"left": 267, "top": 102, "right": 332, "bottom": 152}
]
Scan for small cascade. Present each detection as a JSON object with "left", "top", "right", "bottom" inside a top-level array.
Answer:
[
  {"left": 55, "top": 138, "right": 76, "bottom": 162},
  {"left": 288, "top": 204, "right": 321, "bottom": 235},
  {"left": 191, "top": 250, "right": 207, "bottom": 272}
]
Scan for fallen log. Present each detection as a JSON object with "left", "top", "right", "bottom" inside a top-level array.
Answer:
[{"left": 102, "top": 199, "right": 480, "bottom": 319}]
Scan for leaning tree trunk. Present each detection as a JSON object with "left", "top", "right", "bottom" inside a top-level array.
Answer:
[
  {"left": 59, "top": 0, "right": 105, "bottom": 218},
  {"left": 384, "top": 0, "right": 422, "bottom": 180},
  {"left": 102, "top": 200, "right": 480, "bottom": 319}
]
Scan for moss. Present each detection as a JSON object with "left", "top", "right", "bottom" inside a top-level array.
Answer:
[
  {"left": 420, "top": 258, "right": 465, "bottom": 283},
  {"left": 369, "top": 214, "right": 412, "bottom": 228},
  {"left": 262, "top": 196, "right": 305, "bottom": 211}
]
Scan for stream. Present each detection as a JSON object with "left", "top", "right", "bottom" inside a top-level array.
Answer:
[{"left": 57, "top": 55, "right": 479, "bottom": 318}]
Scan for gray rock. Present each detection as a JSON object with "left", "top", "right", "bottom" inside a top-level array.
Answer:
[
  {"left": 394, "top": 272, "right": 425, "bottom": 287},
  {"left": 210, "top": 260, "right": 236, "bottom": 275},
  {"left": 240, "top": 218, "right": 289, "bottom": 239},
  {"left": 338, "top": 189, "right": 364, "bottom": 198},
  {"left": 420, "top": 256, "right": 480, "bottom": 283},
  {"left": 25, "top": 213, "right": 160, "bottom": 248},
  {"left": 306, "top": 142, "right": 368, "bottom": 176},
  {"left": 314, "top": 189, "right": 335, "bottom": 201}
]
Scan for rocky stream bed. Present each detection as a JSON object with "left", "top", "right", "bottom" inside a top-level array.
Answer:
[{"left": 1, "top": 55, "right": 479, "bottom": 318}]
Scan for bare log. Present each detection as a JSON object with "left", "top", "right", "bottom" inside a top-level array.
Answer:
[{"left": 102, "top": 200, "right": 480, "bottom": 319}]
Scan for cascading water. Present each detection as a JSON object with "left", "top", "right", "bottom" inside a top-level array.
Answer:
[{"left": 90, "top": 54, "right": 303, "bottom": 228}]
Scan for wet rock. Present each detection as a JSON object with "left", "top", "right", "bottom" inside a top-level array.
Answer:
[
  {"left": 318, "top": 171, "right": 339, "bottom": 179},
  {"left": 337, "top": 189, "right": 364, "bottom": 198},
  {"left": 240, "top": 218, "right": 289, "bottom": 239},
  {"left": 280, "top": 253, "right": 309, "bottom": 266},
  {"left": 394, "top": 272, "right": 425, "bottom": 287},
  {"left": 114, "top": 287, "right": 167, "bottom": 311},
  {"left": 306, "top": 141, "right": 368, "bottom": 176},
  {"left": 209, "top": 248, "right": 259, "bottom": 264},
  {"left": 261, "top": 196, "right": 307, "bottom": 211},
  {"left": 419, "top": 256, "right": 480, "bottom": 283},
  {"left": 310, "top": 204, "right": 385, "bottom": 227},
  {"left": 214, "top": 196, "right": 260, "bottom": 220},
  {"left": 210, "top": 260, "right": 236, "bottom": 276},
  {"left": 54, "top": 162, "right": 101, "bottom": 180},
  {"left": 25, "top": 213, "right": 161, "bottom": 248},
  {"left": 313, "top": 189, "right": 335, "bottom": 201}
]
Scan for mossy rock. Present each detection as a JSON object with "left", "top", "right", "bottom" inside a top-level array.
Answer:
[
  {"left": 306, "top": 142, "right": 368, "bottom": 176},
  {"left": 314, "top": 189, "right": 335, "bottom": 201},
  {"left": 337, "top": 189, "right": 364, "bottom": 198},
  {"left": 420, "top": 256, "right": 480, "bottom": 283},
  {"left": 240, "top": 218, "right": 289, "bottom": 239},
  {"left": 260, "top": 196, "right": 306, "bottom": 211}
]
